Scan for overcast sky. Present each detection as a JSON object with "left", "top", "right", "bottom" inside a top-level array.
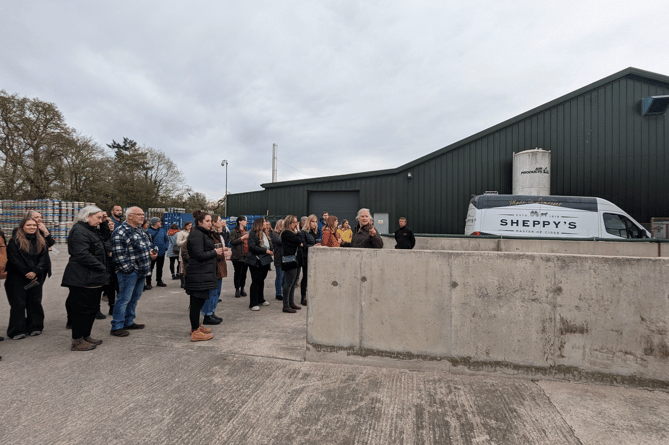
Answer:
[{"left": 2, "top": 1, "right": 668, "bottom": 200}]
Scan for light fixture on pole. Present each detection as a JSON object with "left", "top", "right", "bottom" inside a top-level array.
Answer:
[{"left": 221, "top": 160, "right": 228, "bottom": 217}]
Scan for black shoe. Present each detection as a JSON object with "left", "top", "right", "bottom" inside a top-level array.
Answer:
[
  {"left": 96, "top": 311, "right": 107, "bottom": 320},
  {"left": 0, "top": 336, "right": 4, "bottom": 341},
  {"left": 240, "top": 288, "right": 247, "bottom": 297},
  {"left": 156, "top": 281, "right": 167, "bottom": 287},
  {"left": 211, "top": 313, "right": 222, "bottom": 322},
  {"left": 144, "top": 285, "right": 152, "bottom": 291},
  {"left": 234, "top": 288, "right": 241, "bottom": 298},
  {"left": 125, "top": 323, "right": 145, "bottom": 330},
  {"left": 301, "top": 297, "right": 307, "bottom": 306},
  {"left": 283, "top": 307, "right": 296, "bottom": 313},
  {"left": 110, "top": 329, "right": 129, "bottom": 337},
  {"left": 202, "top": 315, "right": 222, "bottom": 325},
  {"left": 218, "top": 299, "right": 222, "bottom": 303},
  {"left": 276, "top": 295, "right": 283, "bottom": 300}
]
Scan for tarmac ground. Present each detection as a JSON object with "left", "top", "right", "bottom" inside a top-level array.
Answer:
[{"left": 1, "top": 252, "right": 668, "bottom": 444}]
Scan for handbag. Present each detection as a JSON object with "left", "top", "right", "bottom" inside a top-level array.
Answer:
[
  {"left": 172, "top": 244, "right": 180, "bottom": 255},
  {"left": 281, "top": 254, "right": 298, "bottom": 271},
  {"left": 258, "top": 253, "right": 273, "bottom": 267},
  {"left": 243, "top": 251, "right": 259, "bottom": 267}
]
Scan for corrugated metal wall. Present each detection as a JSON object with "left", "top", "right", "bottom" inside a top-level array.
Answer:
[
  {"left": 227, "top": 190, "right": 267, "bottom": 217},
  {"left": 228, "top": 71, "right": 669, "bottom": 234}
]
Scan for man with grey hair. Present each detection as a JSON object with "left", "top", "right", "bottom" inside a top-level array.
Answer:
[
  {"left": 109, "top": 206, "right": 157, "bottom": 337},
  {"left": 351, "top": 208, "right": 383, "bottom": 248}
]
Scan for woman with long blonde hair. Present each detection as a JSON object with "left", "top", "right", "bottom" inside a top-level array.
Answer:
[
  {"left": 298, "top": 214, "right": 319, "bottom": 306},
  {"left": 270, "top": 219, "right": 286, "bottom": 300}
]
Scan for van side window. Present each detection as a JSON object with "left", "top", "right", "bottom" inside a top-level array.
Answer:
[{"left": 603, "top": 213, "right": 647, "bottom": 239}]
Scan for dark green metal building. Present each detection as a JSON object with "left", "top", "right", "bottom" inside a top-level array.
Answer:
[{"left": 229, "top": 67, "right": 669, "bottom": 234}]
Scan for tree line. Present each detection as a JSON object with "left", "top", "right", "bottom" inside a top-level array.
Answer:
[{"left": 0, "top": 90, "right": 221, "bottom": 213}]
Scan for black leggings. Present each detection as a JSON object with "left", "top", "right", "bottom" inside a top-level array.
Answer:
[
  {"left": 169, "top": 257, "right": 180, "bottom": 276},
  {"left": 300, "top": 262, "right": 308, "bottom": 297},
  {"left": 189, "top": 293, "right": 207, "bottom": 331},
  {"left": 232, "top": 260, "right": 248, "bottom": 290}
]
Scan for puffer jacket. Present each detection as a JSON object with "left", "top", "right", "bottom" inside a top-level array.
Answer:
[
  {"left": 185, "top": 226, "right": 218, "bottom": 291},
  {"left": 61, "top": 221, "right": 110, "bottom": 288}
]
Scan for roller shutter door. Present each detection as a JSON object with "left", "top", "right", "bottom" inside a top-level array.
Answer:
[{"left": 307, "top": 191, "right": 360, "bottom": 228}]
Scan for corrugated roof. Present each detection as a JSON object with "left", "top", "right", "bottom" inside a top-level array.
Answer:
[{"left": 262, "top": 67, "right": 669, "bottom": 189}]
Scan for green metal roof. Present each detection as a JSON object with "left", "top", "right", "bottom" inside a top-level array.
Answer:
[{"left": 261, "top": 67, "right": 669, "bottom": 189}]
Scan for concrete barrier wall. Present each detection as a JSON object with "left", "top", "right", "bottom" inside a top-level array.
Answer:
[
  {"left": 307, "top": 247, "right": 669, "bottom": 388},
  {"left": 381, "top": 235, "right": 668, "bottom": 257}
]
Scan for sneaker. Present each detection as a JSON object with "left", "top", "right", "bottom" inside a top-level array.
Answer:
[
  {"left": 71, "top": 338, "right": 96, "bottom": 351},
  {"left": 29, "top": 330, "right": 42, "bottom": 336},
  {"left": 202, "top": 315, "right": 222, "bottom": 325},
  {"left": 250, "top": 306, "right": 260, "bottom": 311},
  {"left": 191, "top": 329, "right": 213, "bottom": 342},
  {"left": 261, "top": 301, "right": 270, "bottom": 306},
  {"left": 283, "top": 307, "right": 297, "bottom": 313},
  {"left": 84, "top": 336, "right": 103, "bottom": 345},
  {"left": 110, "top": 329, "right": 129, "bottom": 337},
  {"left": 95, "top": 311, "right": 107, "bottom": 320},
  {"left": 11, "top": 333, "right": 26, "bottom": 340},
  {"left": 125, "top": 323, "right": 145, "bottom": 330}
]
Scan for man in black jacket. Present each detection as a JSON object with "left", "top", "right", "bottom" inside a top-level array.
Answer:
[{"left": 394, "top": 217, "right": 416, "bottom": 249}]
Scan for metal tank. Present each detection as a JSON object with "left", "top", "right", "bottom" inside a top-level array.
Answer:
[{"left": 512, "top": 148, "right": 551, "bottom": 196}]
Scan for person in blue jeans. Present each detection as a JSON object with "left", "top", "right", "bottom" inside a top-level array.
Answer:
[
  {"left": 201, "top": 215, "right": 227, "bottom": 325},
  {"left": 109, "top": 207, "right": 157, "bottom": 337},
  {"left": 270, "top": 219, "right": 285, "bottom": 300}
]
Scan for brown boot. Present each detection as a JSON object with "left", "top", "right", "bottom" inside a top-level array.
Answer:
[
  {"left": 290, "top": 303, "right": 302, "bottom": 310},
  {"left": 190, "top": 325, "right": 212, "bottom": 334},
  {"left": 84, "top": 336, "right": 103, "bottom": 345},
  {"left": 191, "top": 328, "right": 213, "bottom": 342},
  {"left": 71, "top": 338, "right": 96, "bottom": 351}
]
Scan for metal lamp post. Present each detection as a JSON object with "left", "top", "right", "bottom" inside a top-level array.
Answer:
[{"left": 221, "top": 160, "right": 228, "bottom": 217}]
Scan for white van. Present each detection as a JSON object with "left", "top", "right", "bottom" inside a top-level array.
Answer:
[{"left": 464, "top": 194, "right": 651, "bottom": 239}]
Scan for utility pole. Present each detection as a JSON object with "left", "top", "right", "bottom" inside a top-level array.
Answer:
[
  {"left": 272, "top": 143, "right": 277, "bottom": 182},
  {"left": 221, "top": 159, "right": 228, "bottom": 217}
]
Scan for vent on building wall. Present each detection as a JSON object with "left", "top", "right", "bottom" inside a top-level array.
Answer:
[{"left": 641, "top": 95, "right": 669, "bottom": 116}]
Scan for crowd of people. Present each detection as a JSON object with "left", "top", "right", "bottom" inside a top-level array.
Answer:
[{"left": 0, "top": 205, "right": 415, "bottom": 357}]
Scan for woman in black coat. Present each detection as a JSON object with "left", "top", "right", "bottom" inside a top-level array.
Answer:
[
  {"left": 4, "top": 217, "right": 49, "bottom": 340},
  {"left": 280, "top": 215, "right": 303, "bottom": 313},
  {"left": 185, "top": 211, "right": 223, "bottom": 341},
  {"left": 298, "top": 214, "right": 319, "bottom": 306},
  {"left": 61, "top": 206, "right": 110, "bottom": 351},
  {"left": 246, "top": 217, "right": 273, "bottom": 311}
]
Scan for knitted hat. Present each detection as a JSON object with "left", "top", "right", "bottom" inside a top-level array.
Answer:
[{"left": 149, "top": 217, "right": 160, "bottom": 226}]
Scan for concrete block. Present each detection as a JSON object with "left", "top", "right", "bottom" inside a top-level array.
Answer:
[
  {"left": 359, "top": 250, "right": 452, "bottom": 356},
  {"left": 554, "top": 255, "right": 669, "bottom": 381},
  {"left": 449, "top": 252, "right": 555, "bottom": 366},
  {"left": 307, "top": 248, "right": 362, "bottom": 348}
]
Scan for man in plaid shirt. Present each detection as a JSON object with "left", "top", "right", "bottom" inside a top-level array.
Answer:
[{"left": 110, "top": 206, "right": 157, "bottom": 337}]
